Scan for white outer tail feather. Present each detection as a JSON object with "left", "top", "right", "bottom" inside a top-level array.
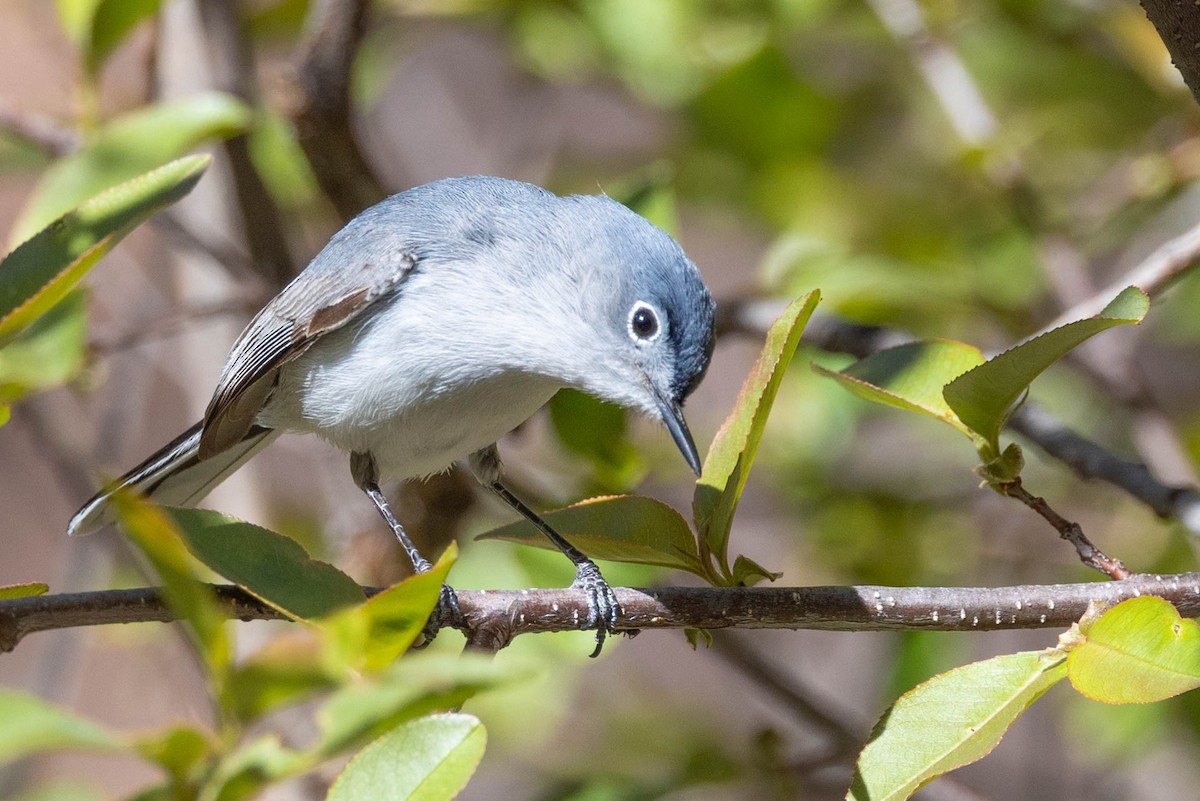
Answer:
[{"left": 67, "top": 424, "right": 280, "bottom": 536}]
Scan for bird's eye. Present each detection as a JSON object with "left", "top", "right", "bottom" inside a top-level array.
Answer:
[{"left": 628, "top": 301, "right": 661, "bottom": 342}]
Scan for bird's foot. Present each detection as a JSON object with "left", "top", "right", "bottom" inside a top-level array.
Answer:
[
  {"left": 571, "top": 560, "right": 623, "bottom": 658},
  {"left": 414, "top": 583, "right": 464, "bottom": 649}
]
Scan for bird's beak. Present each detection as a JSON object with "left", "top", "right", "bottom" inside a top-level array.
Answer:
[{"left": 653, "top": 389, "right": 702, "bottom": 476}]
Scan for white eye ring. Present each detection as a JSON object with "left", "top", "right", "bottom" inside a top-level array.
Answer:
[{"left": 628, "top": 301, "right": 662, "bottom": 343}]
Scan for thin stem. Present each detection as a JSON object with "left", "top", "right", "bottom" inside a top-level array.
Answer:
[{"left": 1000, "top": 478, "right": 1131, "bottom": 580}]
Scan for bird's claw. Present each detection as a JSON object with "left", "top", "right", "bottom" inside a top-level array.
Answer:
[
  {"left": 414, "top": 583, "right": 463, "bottom": 649},
  {"left": 571, "top": 560, "right": 621, "bottom": 658}
]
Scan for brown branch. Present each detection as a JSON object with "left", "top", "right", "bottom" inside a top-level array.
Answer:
[
  {"left": 999, "top": 478, "right": 1132, "bottom": 580},
  {"left": 0, "top": 99, "right": 77, "bottom": 157},
  {"left": 5, "top": 575, "right": 1199, "bottom": 652},
  {"left": 1007, "top": 404, "right": 1200, "bottom": 533},
  {"left": 1141, "top": 1, "right": 1200, "bottom": 107},
  {"left": 196, "top": 0, "right": 296, "bottom": 287},
  {"left": 1039, "top": 217, "right": 1200, "bottom": 335},
  {"left": 291, "top": 0, "right": 387, "bottom": 220}
]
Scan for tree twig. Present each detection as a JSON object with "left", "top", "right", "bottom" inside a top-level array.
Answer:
[
  {"left": 4, "top": 575, "right": 1198, "bottom": 652},
  {"left": 1007, "top": 404, "right": 1200, "bottom": 533},
  {"left": 291, "top": 0, "right": 387, "bottom": 220},
  {"left": 999, "top": 478, "right": 1132, "bottom": 580},
  {"left": 1140, "top": 1, "right": 1200, "bottom": 107},
  {"left": 0, "top": 98, "right": 77, "bottom": 156},
  {"left": 196, "top": 0, "right": 296, "bottom": 287},
  {"left": 1038, "top": 217, "right": 1200, "bottom": 335}
]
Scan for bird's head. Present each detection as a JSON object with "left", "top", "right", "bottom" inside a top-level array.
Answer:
[{"left": 555, "top": 194, "right": 716, "bottom": 475}]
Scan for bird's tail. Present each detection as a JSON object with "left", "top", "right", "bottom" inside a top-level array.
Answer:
[{"left": 67, "top": 422, "right": 280, "bottom": 536}]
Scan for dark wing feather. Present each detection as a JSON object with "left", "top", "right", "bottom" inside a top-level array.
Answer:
[{"left": 199, "top": 251, "right": 417, "bottom": 459}]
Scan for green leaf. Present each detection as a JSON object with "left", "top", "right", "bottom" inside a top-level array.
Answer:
[
  {"left": 55, "top": 0, "right": 103, "bottom": 47},
  {"left": 245, "top": 110, "right": 319, "bottom": 209},
  {"left": 0, "top": 155, "right": 210, "bottom": 347},
  {"left": 943, "top": 287, "right": 1149, "bottom": 454},
  {"left": 206, "top": 735, "right": 307, "bottom": 801},
  {"left": 327, "top": 713, "right": 486, "bottom": 801},
  {"left": 167, "top": 507, "right": 364, "bottom": 621},
  {"left": 0, "top": 289, "right": 87, "bottom": 402},
  {"left": 0, "top": 581, "right": 49, "bottom": 599},
  {"left": 730, "top": 554, "right": 782, "bottom": 587},
  {"left": 0, "top": 404, "right": 8, "bottom": 427},
  {"left": 133, "top": 725, "right": 217, "bottom": 785},
  {"left": 86, "top": 0, "right": 166, "bottom": 75},
  {"left": 548, "top": 388, "right": 643, "bottom": 490},
  {"left": 476, "top": 495, "right": 704, "bottom": 577},
  {"left": 315, "top": 653, "right": 516, "bottom": 759},
  {"left": 814, "top": 339, "right": 985, "bottom": 439},
  {"left": 0, "top": 689, "right": 122, "bottom": 763},
  {"left": 318, "top": 546, "right": 455, "bottom": 674},
  {"left": 113, "top": 493, "right": 232, "bottom": 689},
  {"left": 228, "top": 637, "right": 338, "bottom": 721},
  {"left": 975, "top": 442, "right": 1025, "bottom": 485},
  {"left": 1067, "top": 597, "right": 1200, "bottom": 704},
  {"left": 694, "top": 291, "right": 820, "bottom": 565},
  {"left": 9, "top": 94, "right": 247, "bottom": 246},
  {"left": 848, "top": 650, "right": 1066, "bottom": 801}
]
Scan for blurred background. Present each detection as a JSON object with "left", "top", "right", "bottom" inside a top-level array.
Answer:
[{"left": 3, "top": 0, "right": 1200, "bottom": 798}]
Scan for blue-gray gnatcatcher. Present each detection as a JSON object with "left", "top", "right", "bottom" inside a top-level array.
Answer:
[{"left": 69, "top": 175, "right": 716, "bottom": 653}]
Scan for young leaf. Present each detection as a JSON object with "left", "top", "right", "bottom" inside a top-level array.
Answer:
[
  {"left": 943, "top": 286, "right": 1149, "bottom": 454},
  {"left": 86, "top": 0, "right": 166, "bottom": 76},
  {"left": 476, "top": 495, "right": 705, "bottom": 577},
  {"left": 0, "top": 155, "right": 210, "bottom": 347},
  {"left": 730, "top": 554, "right": 782, "bottom": 587},
  {"left": 327, "top": 713, "right": 486, "bottom": 801},
  {"left": 132, "top": 725, "right": 217, "bottom": 786},
  {"left": 318, "top": 547, "right": 455, "bottom": 674},
  {"left": 8, "top": 94, "right": 246, "bottom": 246},
  {"left": 813, "top": 339, "right": 985, "bottom": 439},
  {"left": 55, "top": 0, "right": 104, "bottom": 47},
  {"left": 1067, "top": 596, "right": 1200, "bottom": 704},
  {"left": 205, "top": 735, "right": 307, "bottom": 801},
  {"left": 315, "top": 653, "right": 517, "bottom": 759},
  {"left": 0, "top": 582, "right": 49, "bottom": 599},
  {"left": 548, "top": 389, "right": 643, "bottom": 491},
  {"left": 0, "top": 689, "right": 122, "bottom": 763},
  {"left": 0, "top": 289, "right": 87, "bottom": 402},
  {"left": 228, "top": 635, "right": 338, "bottom": 721},
  {"left": 848, "top": 650, "right": 1066, "bottom": 801},
  {"left": 112, "top": 493, "right": 232, "bottom": 687},
  {"left": 694, "top": 291, "right": 820, "bottom": 564},
  {"left": 167, "top": 507, "right": 364, "bottom": 621}
]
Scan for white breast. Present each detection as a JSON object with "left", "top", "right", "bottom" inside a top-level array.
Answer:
[{"left": 257, "top": 265, "right": 567, "bottom": 480}]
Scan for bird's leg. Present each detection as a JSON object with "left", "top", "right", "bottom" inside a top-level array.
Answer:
[
  {"left": 470, "top": 443, "right": 620, "bottom": 657},
  {"left": 350, "top": 451, "right": 462, "bottom": 640},
  {"left": 487, "top": 481, "right": 621, "bottom": 657}
]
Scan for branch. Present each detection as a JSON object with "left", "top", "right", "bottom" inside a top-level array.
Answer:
[
  {"left": 291, "top": 0, "right": 387, "bottom": 220},
  {"left": 196, "top": 0, "right": 296, "bottom": 287},
  {"left": 1039, "top": 216, "right": 1200, "bottom": 335},
  {"left": 1140, "top": 1, "right": 1200, "bottom": 107},
  {"left": 999, "top": 478, "right": 1131, "bottom": 580},
  {"left": 0, "top": 98, "right": 77, "bottom": 157},
  {"left": 4, "top": 575, "right": 1199, "bottom": 652},
  {"left": 1007, "top": 404, "right": 1200, "bottom": 533}
]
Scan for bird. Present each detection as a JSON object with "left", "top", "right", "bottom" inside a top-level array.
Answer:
[{"left": 68, "top": 175, "right": 716, "bottom": 654}]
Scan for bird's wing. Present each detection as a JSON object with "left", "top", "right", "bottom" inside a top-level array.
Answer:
[{"left": 199, "top": 250, "right": 418, "bottom": 459}]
